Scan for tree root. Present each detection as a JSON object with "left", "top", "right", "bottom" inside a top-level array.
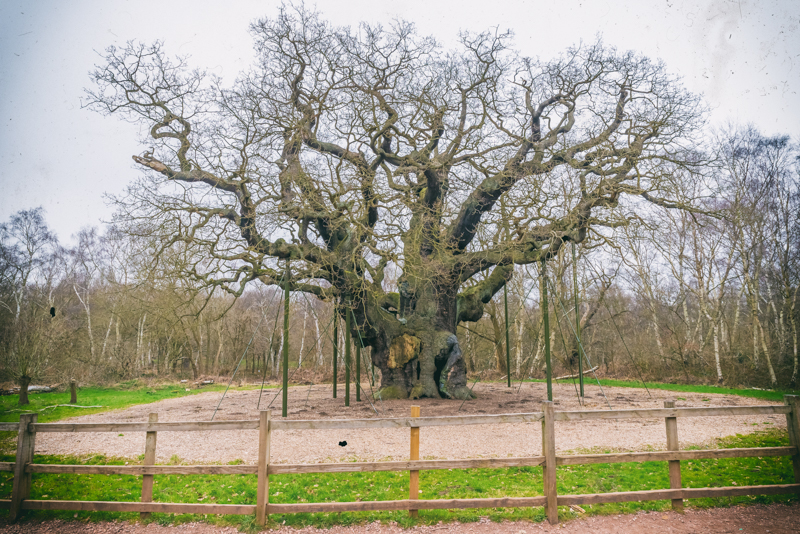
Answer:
[{"left": 448, "top": 386, "right": 476, "bottom": 400}]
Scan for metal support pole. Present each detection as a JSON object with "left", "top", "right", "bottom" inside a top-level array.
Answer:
[
  {"left": 282, "top": 262, "right": 290, "bottom": 417},
  {"left": 333, "top": 306, "right": 338, "bottom": 398},
  {"left": 504, "top": 283, "right": 511, "bottom": 387},
  {"left": 573, "top": 242, "right": 583, "bottom": 397},
  {"left": 542, "top": 260, "right": 553, "bottom": 402},
  {"left": 355, "top": 310, "right": 361, "bottom": 402},
  {"left": 345, "top": 299, "right": 351, "bottom": 407}
]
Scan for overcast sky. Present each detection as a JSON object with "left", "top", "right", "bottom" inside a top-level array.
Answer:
[{"left": 1, "top": 0, "right": 798, "bottom": 243}]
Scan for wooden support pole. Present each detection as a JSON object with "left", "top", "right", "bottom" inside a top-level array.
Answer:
[
  {"left": 10, "top": 413, "right": 37, "bottom": 522},
  {"left": 541, "top": 261, "right": 553, "bottom": 402},
  {"left": 256, "top": 410, "right": 272, "bottom": 526},
  {"left": 345, "top": 301, "right": 351, "bottom": 407},
  {"left": 333, "top": 307, "right": 338, "bottom": 399},
  {"left": 572, "top": 242, "right": 583, "bottom": 397},
  {"left": 282, "top": 263, "right": 290, "bottom": 418},
  {"left": 69, "top": 379, "right": 77, "bottom": 404},
  {"left": 541, "top": 401, "right": 557, "bottom": 524},
  {"left": 409, "top": 405, "right": 420, "bottom": 518},
  {"left": 504, "top": 283, "right": 511, "bottom": 387},
  {"left": 784, "top": 395, "right": 800, "bottom": 483},
  {"left": 664, "top": 400, "right": 683, "bottom": 512},
  {"left": 140, "top": 413, "right": 157, "bottom": 519}
]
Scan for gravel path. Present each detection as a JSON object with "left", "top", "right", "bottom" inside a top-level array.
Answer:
[{"left": 34, "top": 382, "right": 786, "bottom": 464}]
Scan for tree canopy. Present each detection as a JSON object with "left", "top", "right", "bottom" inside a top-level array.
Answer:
[{"left": 86, "top": 5, "right": 707, "bottom": 399}]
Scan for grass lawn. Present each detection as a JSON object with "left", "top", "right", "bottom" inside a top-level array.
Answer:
[
  {"left": 0, "top": 429, "right": 795, "bottom": 530},
  {"left": 0, "top": 382, "right": 225, "bottom": 425},
  {"left": 0, "top": 380, "right": 286, "bottom": 425},
  {"left": 0, "top": 380, "right": 278, "bottom": 454},
  {"left": 534, "top": 378, "right": 800, "bottom": 403}
]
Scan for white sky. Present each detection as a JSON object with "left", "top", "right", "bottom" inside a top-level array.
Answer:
[{"left": 1, "top": 0, "right": 798, "bottom": 242}]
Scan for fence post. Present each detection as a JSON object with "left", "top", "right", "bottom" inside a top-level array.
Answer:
[
  {"left": 664, "top": 400, "right": 683, "bottom": 512},
  {"left": 409, "top": 405, "right": 420, "bottom": 518},
  {"left": 10, "top": 413, "right": 37, "bottom": 522},
  {"left": 541, "top": 401, "right": 557, "bottom": 525},
  {"left": 256, "top": 410, "right": 272, "bottom": 526},
  {"left": 784, "top": 395, "right": 800, "bottom": 483},
  {"left": 140, "top": 413, "right": 158, "bottom": 519}
]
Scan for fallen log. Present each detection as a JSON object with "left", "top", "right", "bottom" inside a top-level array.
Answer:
[
  {"left": 2, "top": 405, "right": 104, "bottom": 414},
  {"left": 554, "top": 366, "right": 599, "bottom": 381},
  {"left": 1, "top": 385, "right": 57, "bottom": 395},
  {"left": 39, "top": 404, "right": 103, "bottom": 412}
]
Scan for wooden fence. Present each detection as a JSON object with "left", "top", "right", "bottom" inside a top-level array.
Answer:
[{"left": 1, "top": 396, "right": 799, "bottom": 526}]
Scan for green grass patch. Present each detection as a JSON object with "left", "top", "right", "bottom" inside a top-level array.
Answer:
[
  {"left": 0, "top": 380, "right": 285, "bottom": 454},
  {"left": 0, "top": 381, "right": 238, "bottom": 454},
  {"left": 0, "top": 382, "right": 233, "bottom": 425},
  {"left": 0, "top": 430, "right": 795, "bottom": 529},
  {"left": 524, "top": 378, "right": 799, "bottom": 402},
  {"left": 595, "top": 379, "right": 798, "bottom": 402}
]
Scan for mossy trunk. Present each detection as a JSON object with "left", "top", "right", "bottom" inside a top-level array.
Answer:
[{"left": 362, "top": 279, "right": 475, "bottom": 401}]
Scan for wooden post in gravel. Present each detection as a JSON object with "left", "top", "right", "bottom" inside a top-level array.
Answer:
[
  {"left": 141, "top": 413, "right": 158, "bottom": 519},
  {"left": 256, "top": 410, "right": 272, "bottom": 526},
  {"left": 10, "top": 413, "right": 37, "bottom": 522},
  {"left": 409, "top": 405, "right": 420, "bottom": 518},
  {"left": 784, "top": 395, "right": 800, "bottom": 482},
  {"left": 541, "top": 401, "right": 557, "bottom": 525},
  {"left": 664, "top": 400, "right": 683, "bottom": 512}
]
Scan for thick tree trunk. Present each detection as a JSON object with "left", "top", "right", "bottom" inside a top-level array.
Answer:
[
  {"left": 713, "top": 322, "right": 723, "bottom": 383},
  {"left": 314, "top": 310, "right": 322, "bottom": 368},
  {"left": 759, "top": 321, "right": 777, "bottom": 386},
  {"left": 514, "top": 306, "right": 525, "bottom": 377},
  {"left": 18, "top": 376, "right": 31, "bottom": 406},
  {"left": 214, "top": 324, "right": 223, "bottom": 377},
  {"left": 369, "top": 282, "right": 474, "bottom": 400},
  {"left": 298, "top": 307, "right": 307, "bottom": 368},
  {"left": 792, "top": 317, "right": 798, "bottom": 387},
  {"left": 188, "top": 354, "right": 199, "bottom": 379},
  {"left": 488, "top": 303, "right": 508, "bottom": 375}
]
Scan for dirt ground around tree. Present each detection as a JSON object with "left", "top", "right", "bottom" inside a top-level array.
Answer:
[
  {"left": 34, "top": 381, "right": 787, "bottom": 464},
  {"left": 1, "top": 503, "right": 798, "bottom": 533}
]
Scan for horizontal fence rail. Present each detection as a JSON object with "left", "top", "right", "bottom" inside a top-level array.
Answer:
[{"left": 1, "top": 396, "right": 799, "bottom": 525}]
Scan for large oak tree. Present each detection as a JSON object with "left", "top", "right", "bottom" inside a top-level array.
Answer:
[{"left": 87, "top": 5, "right": 705, "bottom": 399}]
